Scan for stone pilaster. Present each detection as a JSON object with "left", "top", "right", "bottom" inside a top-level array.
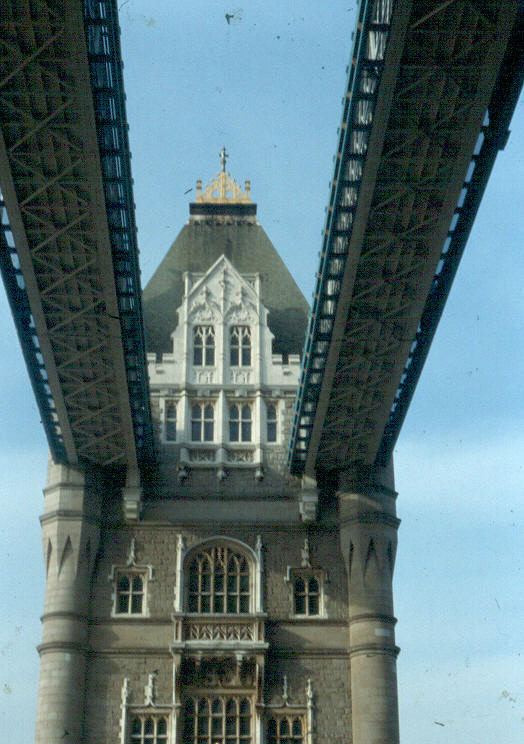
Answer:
[
  {"left": 299, "top": 475, "right": 318, "bottom": 523},
  {"left": 338, "top": 463, "right": 400, "bottom": 744},
  {"left": 35, "top": 458, "right": 101, "bottom": 744}
]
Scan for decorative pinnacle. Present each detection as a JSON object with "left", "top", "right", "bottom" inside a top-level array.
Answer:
[
  {"left": 282, "top": 674, "right": 289, "bottom": 705},
  {"left": 195, "top": 150, "right": 251, "bottom": 204},
  {"left": 220, "top": 146, "right": 228, "bottom": 173}
]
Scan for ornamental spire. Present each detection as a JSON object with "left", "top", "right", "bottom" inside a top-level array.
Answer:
[
  {"left": 220, "top": 145, "right": 228, "bottom": 173},
  {"left": 195, "top": 149, "right": 251, "bottom": 204}
]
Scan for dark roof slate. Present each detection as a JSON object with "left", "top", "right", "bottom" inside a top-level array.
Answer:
[{"left": 143, "top": 218, "right": 309, "bottom": 357}]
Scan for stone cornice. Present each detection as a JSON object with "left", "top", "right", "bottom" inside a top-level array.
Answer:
[
  {"left": 349, "top": 643, "right": 400, "bottom": 659},
  {"left": 349, "top": 612, "right": 397, "bottom": 626},
  {"left": 339, "top": 512, "right": 400, "bottom": 529}
]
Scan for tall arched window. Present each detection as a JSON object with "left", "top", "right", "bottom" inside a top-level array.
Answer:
[
  {"left": 229, "top": 404, "right": 252, "bottom": 442},
  {"left": 191, "top": 403, "right": 214, "bottom": 442},
  {"left": 266, "top": 404, "right": 277, "bottom": 442},
  {"left": 183, "top": 697, "right": 251, "bottom": 744},
  {"left": 194, "top": 326, "right": 215, "bottom": 366},
  {"left": 230, "top": 326, "right": 251, "bottom": 366},
  {"left": 188, "top": 544, "right": 251, "bottom": 614}
]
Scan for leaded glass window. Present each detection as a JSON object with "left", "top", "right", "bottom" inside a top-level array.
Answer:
[
  {"left": 230, "top": 326, "right": 251, "bottom": 366},
  {"left": 116, "top": 572, "right": 144, "bottom": 614},
  {"left": 191, "top": 404, "right": 214, "bottom": 442},
  {"left": 130, "top": 715, "right": 168, "bottom": 744},
  {"left": 267, "top": 716, "right": 304, "bottom": 744},
  {"left": 183, "top": 697, "right": 251, "bottom": 744},
  {"left": 229, "top": 404, "right": 252, "bottom": 442},
  {"left": 194, "top": 326, "right": 215, "bottom": 366},
  {"left": 294, "top": 576, "right": 320, "bottom": 616},
  {"left": 266, "top": 404, "right": 277, "bottom": 442},
  {"left": 188, "top": 545, "right": 251, "bottom": 614}
]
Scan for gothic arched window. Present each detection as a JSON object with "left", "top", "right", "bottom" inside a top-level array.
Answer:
[
  {"left": 191, "top": 403, "right": 214, "bottom": 442},
  {"left": 229, "top": 404, "right": 252, "bottom": 442},
  {"left": 267, "top": 716, "right": 304, "bottom": 744},
  {"left": 183, "top": 696, "right": 251, "bottom": 744},
  {"left": 194, "top": 325, "right": 215, "bottom": 366},
  {"left": 187, "top": 544, "right": 251, "bottom": 614},
  {"left": 266, "top": 404, "right": 277, "bottom": 442},
  {"left": 230, "top": 326, "right": 251, "bottom": 366},
  {"left": 130, "top": 715, "right": 168, "bottom": 744}
]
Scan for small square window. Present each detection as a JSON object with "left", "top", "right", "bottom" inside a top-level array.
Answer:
[
  {"left": 115, "top": 571, "right": 146, "bottom": 615},
  {"left": 286, "top": 568, "right": 325, "bottom": 618}
]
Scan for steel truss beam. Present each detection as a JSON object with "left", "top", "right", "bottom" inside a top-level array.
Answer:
[
  {"left": 289, "top": 0, "right": 523, "bottom": 477},
  {"left": 0, "top": 0, "right": 152, "bottom": 468}
]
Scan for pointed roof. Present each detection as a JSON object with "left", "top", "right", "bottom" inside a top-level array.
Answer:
[{"left": 143, "top": 160, "right": 309, "bottom": 357}]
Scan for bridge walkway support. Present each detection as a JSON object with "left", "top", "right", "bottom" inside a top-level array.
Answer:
[
  {"left": 338, "top": 463, "right": 400, "bottom": 744},
  {"left": 36, "top": 460, "right": 101, "bottom": 743}
]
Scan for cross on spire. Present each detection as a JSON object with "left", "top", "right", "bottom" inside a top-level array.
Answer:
[{"left": 220, "top": 146, "right": 228, "bottom": 173}]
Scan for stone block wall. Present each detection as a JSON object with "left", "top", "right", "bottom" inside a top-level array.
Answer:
[{"left": 85, "top": 516, "right": 351, "bottom": 743}]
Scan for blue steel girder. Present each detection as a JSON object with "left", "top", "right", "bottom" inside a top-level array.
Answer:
[
  {"left": 288, "top": 0, "right": 523, "bottom": 478},
  {"left": 0, "top": 0, "right": 153, "bottom": 468}
]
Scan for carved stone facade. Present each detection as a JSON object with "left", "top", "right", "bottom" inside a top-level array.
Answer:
[{"left": 148, "top": 253, "right": 301, "bottom": 484}]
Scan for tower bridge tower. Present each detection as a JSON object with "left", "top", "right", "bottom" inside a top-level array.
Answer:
[{"left": 35, "top": 159, "right": 400, "bottom": 743}]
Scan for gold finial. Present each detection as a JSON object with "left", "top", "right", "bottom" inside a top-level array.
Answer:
[{"left": 195, "top": 151, "right": 252, "bottom": 204}]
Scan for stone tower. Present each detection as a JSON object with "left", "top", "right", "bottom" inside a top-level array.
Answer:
[{"left": 35, "top": 158, "right": 400, "bottom": 743}]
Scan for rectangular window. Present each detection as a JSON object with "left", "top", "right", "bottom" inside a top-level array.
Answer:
[
  {"left": 183, "top": 697, "right": 251, "bottom": 744},
  {"left": 293, "top": 575, "right": 320, "bottom": 616},
  {"left": 229, "top": 404, "right": 252, "bottom": 442},
  {"left": 267, "top": 715, "right": 304, "bottom": 744},
  {"left": 130, "top": 715, "right": 168, "bottom": 743},
  {"left": 192, "top": 403, "right": 214, "bottom": 442},
  {"left": 115, "top": 571, "right": 145, "bottom": 615}
]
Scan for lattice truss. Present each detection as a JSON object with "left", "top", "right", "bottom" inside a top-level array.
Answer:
[
  {"left": 292, "top": 0, "right": 519, "bottom": 474},
  {"left": 0, "top": 0, "right": 145, "bottom": 466}
]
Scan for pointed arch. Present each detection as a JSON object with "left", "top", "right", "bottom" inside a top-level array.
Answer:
[
  {"left": 364, "top": 537, "right": 379, "bottom": 577},
  {"left": 183, "top": 537, "right": 261, "bottom": 614},
  {"left": 45, "top": 538, "right": 53, "bottom": 578},
  {"left": 58, "top": 536, "right": 74, "bottom": 578}
]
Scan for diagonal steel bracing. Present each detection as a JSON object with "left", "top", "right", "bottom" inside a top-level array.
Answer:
[
  {"left": 0, "top": 0, "right": 152, "bottom": 469},
  {"left": 289, "top": 0, "right": 524, "bottom": 477}
]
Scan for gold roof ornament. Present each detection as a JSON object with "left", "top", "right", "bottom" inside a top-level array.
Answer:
[{"left": 195, "top": 147, "right": 251, "bottom": 203}]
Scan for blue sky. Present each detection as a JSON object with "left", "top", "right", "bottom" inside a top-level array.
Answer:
[{"left": 1, "top": 1, "right": 523, "bottom": 741}]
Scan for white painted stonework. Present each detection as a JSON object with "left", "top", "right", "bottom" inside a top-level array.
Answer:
[{"left": 148, "top": 255, "right": 300, "bottom": 472}]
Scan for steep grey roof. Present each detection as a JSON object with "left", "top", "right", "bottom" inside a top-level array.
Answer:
[{"left": 143, "top": 213, "right": 309, "bottom": 357}]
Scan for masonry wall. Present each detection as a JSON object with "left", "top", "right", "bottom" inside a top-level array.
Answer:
[{"left": 84, "top": 513, "right": 351, "bottom": 744}]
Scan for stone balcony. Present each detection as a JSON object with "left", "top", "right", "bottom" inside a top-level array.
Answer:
[{"left": 171, "top": 613, "right": 267, "bottom": 656}]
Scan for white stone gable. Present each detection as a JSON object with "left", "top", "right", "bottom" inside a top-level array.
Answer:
[{"left": 186, "top": 254, "right": 263, "bottom": 326}]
